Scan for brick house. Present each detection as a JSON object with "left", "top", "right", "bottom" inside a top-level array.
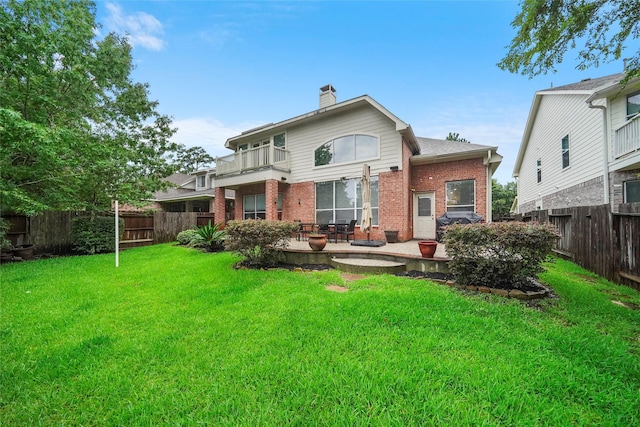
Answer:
[
  {"left": 513, "top": 72, "right": 640, "bottom": 213},
  {"left": 212, "top": 85, "right": 502, "bottom": 241}
]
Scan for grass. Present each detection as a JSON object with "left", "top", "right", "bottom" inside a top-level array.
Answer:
[{"left": 1, "top": 244, "right": 639, "bottom": 426}]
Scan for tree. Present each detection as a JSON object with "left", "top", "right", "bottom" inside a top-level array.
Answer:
[
  {"left": 498, "top": 0, "right": 640, "bottom": 81},
  {"left": 491, "top": 179, "right": 517, "bottom": 221},
  {"left": 0, "top": 0, "right": 178, "bottom": 215},
  {"left": 172, "top": 145, "right": 215, "bottom": 174},
  {"left": 445, "top": 132, "right": 470, "bottom": 143}
]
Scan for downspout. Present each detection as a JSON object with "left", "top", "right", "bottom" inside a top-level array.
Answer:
[
  {"left": 587, "top": 101, "right": 610, "bottom": 205},
  {"left": 486, "top": 150, "right": 492, "bottom": 222}
]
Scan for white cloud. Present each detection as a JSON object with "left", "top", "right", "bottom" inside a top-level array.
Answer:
[
  {"left": 170, "top": 117, "right": 264, "bottom": 159},
  {"left": 105, "top": 3, "right": 165, "bottom": 51}
]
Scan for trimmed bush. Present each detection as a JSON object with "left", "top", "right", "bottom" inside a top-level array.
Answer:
[
  {"left": 176, "top": 229, "right": 201, "bottom": 246},
  {"left": 225, "top": 220, "right": 299, "bottom": 267},
  {"left": 72, "top": 216, "right": 124, "bottom": 255},
  {"left": 442, "top": 221, "right": 559, "bottom": 290}
]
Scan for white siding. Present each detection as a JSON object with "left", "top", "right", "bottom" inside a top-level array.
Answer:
[
  {"left": 286, "top": 105, "right": 403, "bottom": 182},
  {"left": 518, "top": 94, "right": 603, "bottom": 210},
  {"left": 609, "top": 86, "right": 637, "bottom": 133}
]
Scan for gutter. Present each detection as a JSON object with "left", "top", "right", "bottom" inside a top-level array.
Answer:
[{"left": 587, "top": 100, "right": 610, "bottom": 205}]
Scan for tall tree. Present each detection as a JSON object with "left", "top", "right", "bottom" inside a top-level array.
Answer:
[
  {"left": 491, "top": 179, "right": 517, "bottom": 221},
  {"left": 0, "top": 0, "right": 178, "bottom": 215},
  {"left": 498, "top": 0, "right": 640, "bottom": 81},
  {"left": 172, "top": 145, "right": 215, "bottom": 174},
  {"left": 445, "top": 132, "right": 470, "bottom": 143}
]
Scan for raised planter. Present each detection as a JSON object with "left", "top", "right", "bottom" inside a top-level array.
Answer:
[
  {"left": 418, "top": 240, "right": 438, "bottom": 258},
  {"left": 12, "top": 244, "right": 34, "bottom": 260}
]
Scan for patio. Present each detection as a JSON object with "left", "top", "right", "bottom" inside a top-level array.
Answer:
[{"left": 284, "top": 238, "right": 450, "bottom": 275}]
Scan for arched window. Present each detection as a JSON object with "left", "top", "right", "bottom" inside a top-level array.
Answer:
[{"left": 314, "top": 134, "right": 378, "bottom": 166}]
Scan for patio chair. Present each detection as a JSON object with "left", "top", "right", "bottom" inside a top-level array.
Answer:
[
  {"left": 318, "top": 223, "right": 337, "bottom": 243},
  {"left": 340, "top": 219, "right": 357, "bottom": 242}
]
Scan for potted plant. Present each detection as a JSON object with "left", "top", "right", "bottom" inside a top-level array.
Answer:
[
  {"left": 308, "top": 233, "right": 327, "bottom": 251},
  {"left": 418, "top": 240, "right": 438, "bottom": 258},
  {"left": 384, "top": 230, "right": 399, "bottom": 243}
]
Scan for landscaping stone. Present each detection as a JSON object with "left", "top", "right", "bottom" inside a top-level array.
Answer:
[
  {"left": 509, "top": 289, "right": 527, "bottom": 299},
  {"left": 478, "top": 286, "right": 491, "bottom": 293},
  {"left": 490, "top": 288, "right": 509, "bottom": 297}
]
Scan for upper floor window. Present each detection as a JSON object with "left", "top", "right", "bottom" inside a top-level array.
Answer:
[
  {"left": 446, "top": 180, "right": 475, "bottom": 212},
  {"left": 314, "top": 134, "right": 378, "bottom": 167},
  {"left": 627, "top": 91, "right": 640, "bottom": 121},
  {"left": 561, "top": 135, "right": 570, "bottom": 169},
  {"left": 274, "top": 133, "right": 286, "bottom": 148},
  {"left": 196, "top": 175, "right": 206, "bottom": 189},
  {"left": 537, "top": 158, "right": 542, "bottom": 183}
]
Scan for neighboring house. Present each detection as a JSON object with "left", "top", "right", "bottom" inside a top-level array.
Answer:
[
  {"left": 151, "top": 169, "right": 235, "bottom": 219},
  {"left": 513, "top": 72, "right": 640, "bottom": 213},
  {"left": 211, "top": 85, "right": 502, "bottom": 241}
]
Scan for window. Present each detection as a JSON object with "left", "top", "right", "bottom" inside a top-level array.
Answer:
[
  {"left": 314, "top": 134, "right": 379, "bottom": 166},
  {"left": 196, "top": 175, "right": 206, "bottom": 188},
  {"left": 561, "top": 135, "right": 570, "bottom": 169},
  {"left": 624, "top": 180, "right": 640, "bottom": 203},
  {"left": 537, "top": 159, "right": 542, "bottom": 183},
  {"left": 242, "top": 193, "right": 282, "bottom": 219},
  {"left": 243, "top": 194, "right": 266, "bottom": 219},
  {"left": 446, "top": 180, "right": 475, "bottom": 212},
  {"left": 315, "top": 177, "right": 378, "bottom": 225},
  {"left": 627, "top": 91, "right": 640, "bottom": 121},
  {"left": 274, "top": 133, "right": 286, "bottom": 148}
]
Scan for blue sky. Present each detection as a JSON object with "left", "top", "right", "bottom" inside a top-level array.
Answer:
[{"left": 95, "top": 0, "right": 627, "bottom": 184}]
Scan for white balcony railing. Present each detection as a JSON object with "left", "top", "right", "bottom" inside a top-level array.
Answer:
[
  {"left": 614, "top": 116, "right": 640, "bottom": 159},
  {"left": 216, "top": 144, "right": 290, "bottom": 176}
]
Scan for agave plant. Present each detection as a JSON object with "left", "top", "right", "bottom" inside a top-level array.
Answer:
[{"left": 194, "top": 221, "right": 226, "bottom": 251}]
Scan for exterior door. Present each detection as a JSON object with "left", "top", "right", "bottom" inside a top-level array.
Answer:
[{"left": 414, "top": 192, "right": 436, "bottom": 239}]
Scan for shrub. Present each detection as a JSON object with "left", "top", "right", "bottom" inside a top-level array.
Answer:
[
  {"left": 72, "top": 216, "right": 125, "bottom": 255},
  {"left": 225, "top": 220, "right": 299, "bottom": 267},
  {"left": 0, "top": 218, "right": 12, "bottom": 251},
  {"left": 194, "top": 221, "right": 226, "bottom": 251},
  {"left": 442, "top": 221, "right": 559, "bottom": 290},
  {"left": 176, "top": 229, "right": 201, "bottom": 246}
]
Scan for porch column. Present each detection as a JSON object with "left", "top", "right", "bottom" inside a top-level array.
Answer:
[
  {"left": 265, "top": 179, "right": 279, "bottom": 221},
  {"left": 214, "top": 186, "right": 226, "bottom": 224}
]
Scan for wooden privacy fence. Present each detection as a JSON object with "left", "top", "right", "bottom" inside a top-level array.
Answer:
[
  {"left": 2, "top": 211, "right": 216, "bottom": 254},
  {"left": 517, "top": 203, "right": 640, "bottom": 291}
]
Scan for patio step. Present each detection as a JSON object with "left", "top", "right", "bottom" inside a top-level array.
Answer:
[{"left": 330, "top": 257, "right": 406, "bottom": 275}]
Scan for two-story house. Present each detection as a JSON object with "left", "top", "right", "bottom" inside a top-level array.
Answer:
[
  {"left": 513, "top": 72, "right": 640, "bottom": 213},
  {"left": 211, "top": 85, "right": 502, "bottom": 241}
]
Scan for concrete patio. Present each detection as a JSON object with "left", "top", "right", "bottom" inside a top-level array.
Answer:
[{"left": 283, "top": 238, "right": 450, "bottom": 275}]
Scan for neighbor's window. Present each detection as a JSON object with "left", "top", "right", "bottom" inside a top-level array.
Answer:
[
  {"left": 446, "top": 180, "right": 475, "bottom": 212},
  {"left": 561, "top": 135, "right": 570, "bottom": 169},
  {"left": 624, "top": 180, "right": 640, "bottom": 203},
  {"left": 627, "top": 91, "right": 640, "bottom": 120},
  {"left": 315, "top": 177, "right": 378, "bottom": 225},
  {"left": 197, "top": 175, "right": 206, "bottom": 188},
  {"left": 537, "top": 158, "right": 542, "bottom": 183},
  {"left": 243, "top": 194, "right": 266, "bottom": 219},
  {"left": 274, "top": 133, "right": 286, "bottom": 148},
  {"left": 314, "top": 134, "right": 378, "bottom": 166}
]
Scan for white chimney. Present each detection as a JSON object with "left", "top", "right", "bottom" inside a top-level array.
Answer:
[{"left": 319, "top": 84, "right": 336, "bottom": 108}]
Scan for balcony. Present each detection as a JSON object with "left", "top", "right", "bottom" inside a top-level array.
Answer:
[
  {"left": 216, "top": 144, "right": 290, "bottom": 176},
  {"left": 614, "top": 116, "right": 640, "bottom": 159}
]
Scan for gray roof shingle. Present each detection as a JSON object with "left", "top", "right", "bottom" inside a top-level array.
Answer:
[
  {"left": 416, "top": 137, "right": 496, "bottom": 157},
  {"left": 544, "top": 72, "right": 625, "bottom": 92}
]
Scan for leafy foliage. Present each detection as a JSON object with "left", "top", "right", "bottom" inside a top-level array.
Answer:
[
  {"left": 175, "top": 229, "right": 202, "bottom": 247},
  {"left": 0, "top": 217, "right": 12, "bottom": 250},
  {"left": 445, "top": 132, "right": 470, "bottom": 143},
  {"left": 499, "top": 0, "right": 639, "bottom": 81},
  {"left": 491, "top": 179, "right": 517, "bottom": 221},
  {"left": 71, "top": 216, "right": 124, "bottom": 255},
  {"left": 170, "top": 145, "right": 215, "bottom": 174},
  {"left": 442, "top": 221, "right": 559, "bottom": 290},
  {"left": 225, "top": 220, "right": 298, "bottom": 267},
  {"left": 193, "top": 221, "right": 226, "bottom": 251},
  {"left": 0, "top": 0, "right": 179, "bottom": 214}
]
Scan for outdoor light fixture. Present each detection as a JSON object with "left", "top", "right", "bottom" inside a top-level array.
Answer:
[
  {"left": 281, "top": 176, "right": 287, "bottom": 181},
  {"left": 390, "top": 165, "right": 399, "bottom": 171}
]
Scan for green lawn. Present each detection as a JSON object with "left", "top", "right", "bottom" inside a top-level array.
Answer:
[{"left": 1, "top": 244, "right": 639, "bottom": 426}]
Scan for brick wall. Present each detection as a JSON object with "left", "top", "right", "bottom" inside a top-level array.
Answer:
[{"left": 410, "top": 158, "right": 488, "bottom": 220}]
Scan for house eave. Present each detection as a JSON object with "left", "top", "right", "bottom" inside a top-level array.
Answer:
[{"left": 411, "top": 147, "right": 499, "bottom": 166}]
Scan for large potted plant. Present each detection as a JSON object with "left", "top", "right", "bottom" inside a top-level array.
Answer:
[
  {"left": 418, "top": 240, "right": 438, "bottom": 258},
  {"left": 308, "top": 233, "right": 327, "bottom": 251}
]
